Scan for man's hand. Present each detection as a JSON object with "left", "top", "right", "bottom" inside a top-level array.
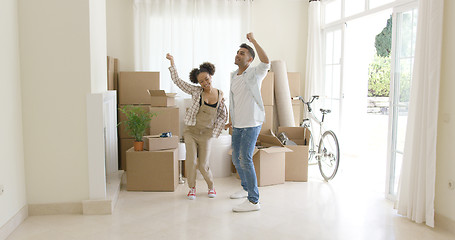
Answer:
[
  {"left": 246, "top": 32, "right": 269, "bottom": 64},
  {"left": 166, "top": 53, "right": 175, "bottom": 66},
  {"left": 246, "top": 32, "right": 256, "bottom": 43}
]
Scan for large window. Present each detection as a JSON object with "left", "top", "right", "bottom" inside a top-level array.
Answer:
[
  {"left": 323, "top": 27, "right": 343, "bottom": 133},
  {"left": 320, "top": 0, "right": 418, "bottom": 199},
  {"left": 324, "top": 0, "right": 342, "bottom": 24},
  {"left": 388, "top": 5, "right": 418, "bottom": 198},
  {"left": 323, "top": 0, "right": 413, "bottom": 25},
  {"left": 345, "top": 0, "right": 365, "bottom": 17},
  {"left": 370, "top": 0, "right": 395, "bottom": 9}
]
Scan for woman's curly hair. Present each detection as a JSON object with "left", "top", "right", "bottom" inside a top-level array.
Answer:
[{"left": 189, "top": 62, "right": 216, "bottom": 84}]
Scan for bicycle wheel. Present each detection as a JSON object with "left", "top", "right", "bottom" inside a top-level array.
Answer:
[{"left": 317, "top": 130, "right": 340, "bottom": 181}]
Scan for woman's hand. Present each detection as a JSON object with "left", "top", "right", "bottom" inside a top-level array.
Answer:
[
  {"left": 224, "top": 123, "right": 232, "bottom": 130},
  {"left": 166, "top": 53, "right": 175, "bottom": 66}
]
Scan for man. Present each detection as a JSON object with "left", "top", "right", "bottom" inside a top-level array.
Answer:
[{"left": 227, "top": 32, "right": 269, "bottom": 212}]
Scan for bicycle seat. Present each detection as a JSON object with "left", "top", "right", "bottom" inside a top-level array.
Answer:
[{"left": 320, "top": 109, "right": 331, "bottom": 114}]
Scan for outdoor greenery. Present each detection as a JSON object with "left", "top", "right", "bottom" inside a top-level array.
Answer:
[
  {"left": 369, "top": 14, "right": 413, "bottom": 102},
  {"left": 368, "top": 54, "right": 391, "bottom": 97},
  {"left": 374, "top": 15, "right": 392, "bottom": 58},
  {"left": 118, "top": 105, "right": 157, "bottom": 142},
  {"left": 369, "top": 15, "right": 392, "bottom": 98}
]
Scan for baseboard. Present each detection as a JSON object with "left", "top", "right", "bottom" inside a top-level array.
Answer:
[
  {"left": 28, "top": 202, "right": 82, "bottom": 216},
  {"left": 0, "top": 205, "right": 28, "bottom": 240},
  {"left": 435, "top": 213, "right": 455, "bottom": 235},
  {"left": 106, "top": 170, "right": 124, "bottom": 212},
  {"left": 82, "top": 199, "right": 113, "bottom": 215},
  {"left": 26, "top": 171, "right": 124, "bottom": 217},
  {"left": 82, "top": 170, "right": 124, "bottom": 215}
]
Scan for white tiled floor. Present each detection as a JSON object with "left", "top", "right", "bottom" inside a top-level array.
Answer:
[
  {"left": 7, "top": 114, "right": 455, "bottom": 239},
  {"left": 7, "top": 168, "right": 454, "bottom": 240}
]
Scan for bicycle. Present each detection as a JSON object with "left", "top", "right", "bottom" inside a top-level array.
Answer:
[{"left": 292, "top": 95, "right": 340, "bottom": 181}]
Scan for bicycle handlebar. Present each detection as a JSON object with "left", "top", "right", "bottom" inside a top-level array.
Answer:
[
  {"left": 292, "top": 95, "right": 319, "bottom": 104},
  {"left": 292, "top": 95, "right": 322, "bottom": 113}
]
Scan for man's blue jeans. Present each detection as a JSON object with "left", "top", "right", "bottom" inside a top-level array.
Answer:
[{"left": 231, "top": 125, "right": 261, "bottom": 203}]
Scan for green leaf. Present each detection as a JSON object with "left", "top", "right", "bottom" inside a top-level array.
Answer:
[
  {"left": 117, "top": 105, "right": 158, "bottom": 142},
  {"left": 368, "top": 54, "right": 391, "bottom": 97}
]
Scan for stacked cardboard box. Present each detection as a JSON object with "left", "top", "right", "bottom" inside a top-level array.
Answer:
[
  {"left": 107, "top": 56, "right": 115, "bottom": 90},
  {"left": 261, "top": 72, "right": 275, "bottom": 134},
  {"left": 277, "top": 73, "right": 308, "bottom": 181},
  {"left": 125, "top": 95, "right": 180, "bottom": 191},
  {"left": 117, "top": 71, "right": 161, "bottom": 170},
  {"left": 126, "top": 147, "right": 179, "bottom": 191},
  {"left": 277, "top": 127, "right": 310, "bottom": 182},
  {"left": 107, "top": 56, "right": 119, "bottom": 91},
  {"left": 231, "top": 132, "right": 292, "bottom": 187},
  {"left": 237, "top": 125, "right": 309, "bottom": 185},
  {"left": 126, "top": 131, "right": 179, "bottom": 192},
  {"left": 116, "top": 70, "right": 181, "bottom": 192}
]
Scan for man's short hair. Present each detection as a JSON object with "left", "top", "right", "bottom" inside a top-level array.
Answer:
[{"left": 240, "top": 43, "right": 255, "bottom": 60}]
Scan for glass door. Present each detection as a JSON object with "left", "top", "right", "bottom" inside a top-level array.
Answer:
[
  {"left": 386, "top": 3, "right": 418, "bottom": 200},
  {"left": 322, "top": 25, "right": 344, "bottom": 134}
]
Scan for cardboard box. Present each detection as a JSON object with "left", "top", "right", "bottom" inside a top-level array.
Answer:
[
  {"left": 231, "top": 133, "right": 292, "bottom": 187},
  {"left": 149, "top": 106, "right": 180, "bottom": 136},
  {"left": 293, "top": 103, "right": 302, "bottom": 126},
  {"left": 118, "top": 105, "right": 151, "bottom": 139},
  {"left": 261, "top": 72, "right": 274, "bottom": 106},
  {"left": 114, "top": 58, "right": 119, "bottom": 90},
  {"left": 126, "top": 147, "right": 178, "bottom": 191},
  {"left": 287, "top": 72, "right": 301, "bottom": 98},
  {"left": 143, "top": 135, "right": 179, "bottom": 151},
  {"left": 107, "top": 56, "right": 115, "bottom": 90},
  {"left": 119, "top": 138, "right": 135, "bottom": 170},
  {"left": 148, "top": 90, "right": 176, "bottom": 107},
  {"left": 277, "top": 126, "right": 310, "bottom": 182},
  {"left": 260, "top": 105, "right": 274, "bottom": 134},
  {"left": 252, "top": 146, "right": 290, "bottom": 186},
  {"left": 118, "top": 72, "right": 160, "bottom": 104}
]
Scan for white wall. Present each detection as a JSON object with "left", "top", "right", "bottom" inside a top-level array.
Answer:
[
  {"left": 435, "top": 0, "right": 455, "bottom": 223},
  {"left": 0, "top": 0, "right": 27, "bottom": 227},
  {"left": 106, "top": 0, "right": 309, "bottom": 76},
  {"left": 89, "top": 0, "right": 108, "bottom": 93},
  {"left": 19, "top": 0, "right": 93, "bottom": 204},
  {"left": 251, "top": 0, "right": 308, "bottom": 75},
  {"left": 106, "top": 0, "right": 135, "bottom": 71}
]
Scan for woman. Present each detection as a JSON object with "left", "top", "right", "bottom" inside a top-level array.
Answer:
[{"left": 166, "top": 53, "right": 228, "bottom": 200}]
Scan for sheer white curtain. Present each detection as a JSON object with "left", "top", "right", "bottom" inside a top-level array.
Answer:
[
  {"left": 395, "top": 0, "right": 444, "bottom": 228},
  {"left": 305, "top": 1, "right": 323, "bottom": 112},
  {"left": 133, "top": 0, "right": 251, "bottom": 99}
]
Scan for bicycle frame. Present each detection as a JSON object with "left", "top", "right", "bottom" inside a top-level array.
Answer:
[
  {"left": 304, "top": 111, "right": 325, "bottom": 161},
  {"left": 293, "top": 95, "right": 340, "bottom": 181},
  {"left": 298, "top": 97, "right": 326, "bottom": 161}
]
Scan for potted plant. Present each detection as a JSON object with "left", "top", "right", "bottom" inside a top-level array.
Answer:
[{"left": 118, "top": 105, "right": 157, "bottom": 151}]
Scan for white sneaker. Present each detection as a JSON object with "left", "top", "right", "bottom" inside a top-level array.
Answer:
[
  {"left": 230, "top": 189, "right": 248, "bottom": 199},
  {"left": 208, "top": 189, "right": 216, "bottom": 198},
  {"left": 232, "top": 199, "right": 261, "bottom": 212},
  {"left": 187, "top": 187, "right": 196, "bottom": 200}
]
